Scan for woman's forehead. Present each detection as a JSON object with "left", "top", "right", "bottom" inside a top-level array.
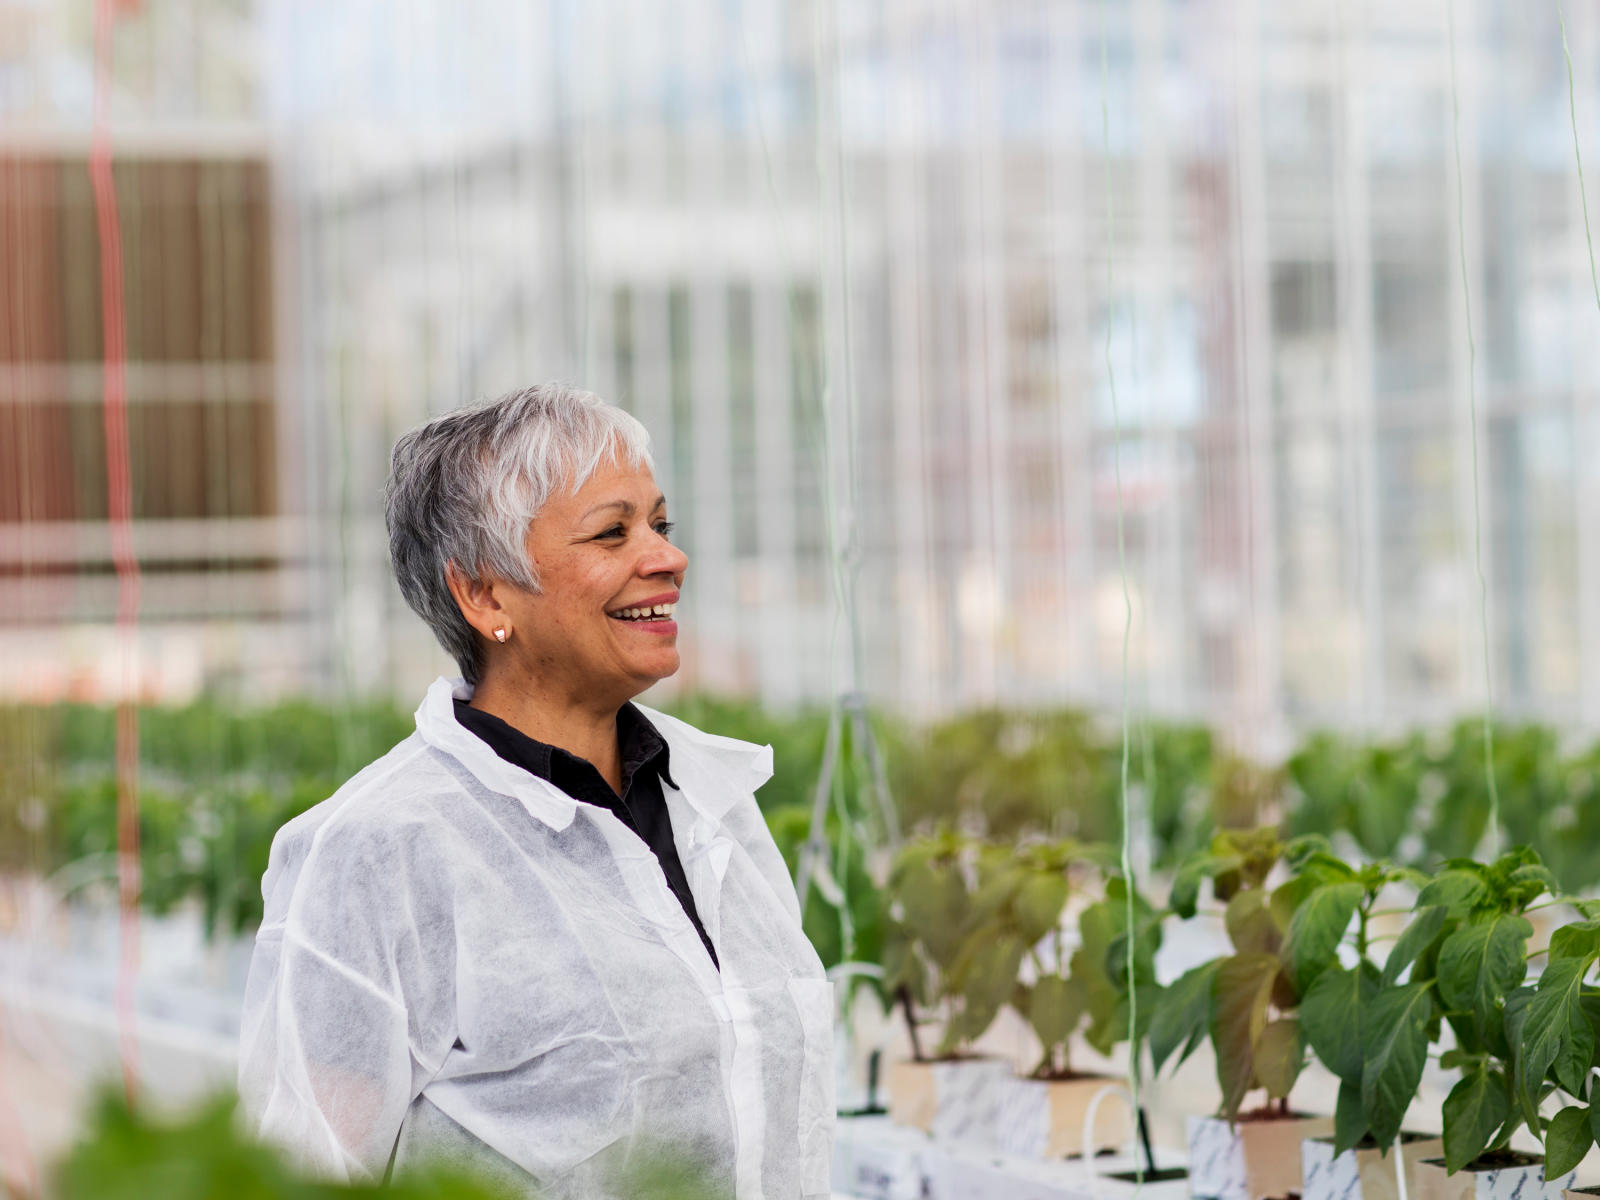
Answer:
[{"left": 554, "top": 458, "right": 663, "bottom": 513}]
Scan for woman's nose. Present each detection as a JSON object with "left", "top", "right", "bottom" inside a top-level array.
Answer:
[{"left": 642, "top": 536, "right": 689, "bottom": 578}]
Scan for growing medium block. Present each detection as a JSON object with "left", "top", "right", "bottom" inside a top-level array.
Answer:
[
  {"left": 1187, "top": 1113, "right": 1334, "bottom": 1200},
  {"left": 885, "top": 1058, "right": 1012, "bottom": 1137},
  {"left": 989, "top": 1075, "right": 1131, "bottom": 1159},
  {"left": 1413, "top": 1155, "right": 1576, "bottom": 1200},
  {"left": 1301, "top": 1134, "right": 1444, "bottom": 1200}
]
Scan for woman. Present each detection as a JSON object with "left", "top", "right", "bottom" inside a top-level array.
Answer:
[{"left": 238, "top": 385, "right": 834, "bottom": 1199}]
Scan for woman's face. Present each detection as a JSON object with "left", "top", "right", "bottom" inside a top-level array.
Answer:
[{"left": 497, "top": 455, "right": 688, "bottom": 706}]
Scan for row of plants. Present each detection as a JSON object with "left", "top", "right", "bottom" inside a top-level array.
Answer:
[
  {"left": 12, "top": 694, "right": 1600, "bottom": 934},
  {"left": 882, "top": 824, "right": 1600, "bottom": 1195}
]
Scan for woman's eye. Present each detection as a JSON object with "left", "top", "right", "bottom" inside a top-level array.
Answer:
[
  {"left": 595, "top": 525, "right": 625, "bottom": 540},
  {"left": 654, "top": 520, "right": 675, "bottom": 538}
]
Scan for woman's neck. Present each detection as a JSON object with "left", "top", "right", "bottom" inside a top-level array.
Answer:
[{"left": 467, "top": 672, "right": 625, "bottom": 793}]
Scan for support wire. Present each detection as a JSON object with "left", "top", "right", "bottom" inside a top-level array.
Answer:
[
  {"left": 1445, "top": 0, "right": 1500, "bottom": 857},
  {"left": 89, "top": 0, "right": 142, "bottom": 1106},
  {"left": 1101, "top": 0, "right": 1142, "bottom": 1183}
]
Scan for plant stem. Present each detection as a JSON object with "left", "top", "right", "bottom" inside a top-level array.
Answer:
[{"left": 897, "top": 985, "right": 925, "bottom": 1062}]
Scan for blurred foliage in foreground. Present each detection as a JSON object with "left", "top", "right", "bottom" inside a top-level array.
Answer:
[
  {"left": 55, "top": 1089, "right": 512, "bottom": 1200},
  {"left": 54, "top": 1087, "right": 726, "bottom": 1200},
  {"left": 9, "top": 694, "right": 1600, "bottom": 939}
]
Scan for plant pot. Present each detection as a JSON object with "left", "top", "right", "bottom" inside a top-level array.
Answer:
[
  {"left": 990, "top": 1075, "right": 1130, "bottom": 1160},
  {"left": 1414, "top": 1154, "right": 1576, "bottom": 1200},
  {"left": 1187, "top": 1112, "right": 1334, "bottom": 1200},
  {"left": 1302, "top": 1133, "right": 1444, "bottom": 1200},
  {"left": 886, "top": 1057, "right": 1012, "bottom": 1136}
]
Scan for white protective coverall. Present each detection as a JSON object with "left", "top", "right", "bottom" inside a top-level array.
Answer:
[{"left": 238, "top": 677, "right": 834, "bottom": 1199}]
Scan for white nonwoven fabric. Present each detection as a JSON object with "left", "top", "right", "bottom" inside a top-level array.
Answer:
[{"left": 238, "top": 676, "right": 834, "bottom": 1199}]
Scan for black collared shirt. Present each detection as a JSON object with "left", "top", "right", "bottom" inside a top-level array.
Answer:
[{"left": 452, "top": 699, "right": 719, "bottom": 969}]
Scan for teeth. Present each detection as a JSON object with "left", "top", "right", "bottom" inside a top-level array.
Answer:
[{"left": 613, "top": 603, "right": 675, "bottom": 620}]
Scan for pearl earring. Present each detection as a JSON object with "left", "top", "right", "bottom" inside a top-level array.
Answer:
[{"left": 493, "top": 627, "right": 508, "bottom": 643}]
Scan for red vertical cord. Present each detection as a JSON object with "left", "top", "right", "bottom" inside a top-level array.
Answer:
[
  {"left": 0, "top": 999, "right": 39, "bottom": 1200},
  {"left": 89, "top": 0, "right": 142, "bottom": 1105}
]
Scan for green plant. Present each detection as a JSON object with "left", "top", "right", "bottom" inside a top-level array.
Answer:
[
  {"left": 1512, "top": 906, "right": 1600, "bottom": 1176},
  {"left": 1358, "top": 848, "right": 1558, "bottom": 1172},
  {"left": 1066, "top": 877, "right": 1164, "bottom": 1067},
  {"left": 1288, "top": 851, "right": 1431, "bottom": 1153},
  {"left": 882, "top": 830, "right": 1002, "bottom": 1059},
  {"left": 1149, "top": 828, "right": 1316, "bottom": 1120},
  {"left": 1286, "top": 732, "right": 1429, "bottom": 863},
  {"left": 54, "top": 1087, "right": 728, "bottom": 1200},
  {"left": 1135, "top": 722, "right": 1216, "bottom": 870},
  {"left": 943, "top": 839, "right": 1141, "bottom": 1077},
  {"left": 53, "top": 1089, "right": 514, "bottom": 1200},
  {"left": 889, "top": 710, "right": 1112, "bottom": 841}
]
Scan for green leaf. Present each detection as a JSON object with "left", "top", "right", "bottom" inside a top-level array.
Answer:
[
  {"left": 1255, "top": 1018, "right": 1304, "bottom": 1099},
  {"left": 1285, "top": 882, "right": 1362, "bottom": 993},
  {"left": 1501, "top": 986, "right": 1535, "bottom": 1064},
  {"left": 1545, "top": 1105, "right": 1593, "bottom": 1179},
  {"left": 1360, "top": 982, "right": 1434, "bottom": 1146},
  {"left": 1436, "top": 914, "right": 1533, "bottom": 1031},
  {"left": 1302, "top": 962, "right": 1378, "bottom": 1083},
  {"left": 1442, "top": 1068, "right": 1510, "bottom": 1172},
  {"left": 1509, "top": 863, "right": 1559, "bottom": 899},
  {"left": 1013, "top": 873, "right": 1071, "bottom": 945},
  {"left": 1333, "top": 1077, "right": 1370, "bottom": 1157},
  {"left": 1417, "top": 869, "right": 1488, "bottom": 917},
  {"left": 1382, "top": 905, "right": 1449, "bottom": 987},
  {"left": 1170, "top": 855, "right": 1221, "bottom": 919},
  {"left": 1149, "top": 960, "right": 1220, "bottom": 1073},
  {"left": 1550, "top": 920, "right": 1600, "bottom": 963},
  {"left": 1518, "top": 956, "right": 1595, "bottom": 1108},
  {"left": 1225, "top": 890, "right": 1284, "bottom": 957},
  {"left": 1027, "top": 975, "right": 1085, "bottom": 1052},
  {"left": 941, "top": 934, "right": 1026, "bottom": 1052},
  {"left": 1213, "top": 953, "right": 1282, "bottom": 1119}
]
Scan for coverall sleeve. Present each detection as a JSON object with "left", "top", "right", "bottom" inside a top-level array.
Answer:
[{"left": 238, "top": 814, "right": 455, "bottom": 1182}]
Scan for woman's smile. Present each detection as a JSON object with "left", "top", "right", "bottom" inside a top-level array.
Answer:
[{"left": 605, "top": 590, "right": 679, "bottom": 634}]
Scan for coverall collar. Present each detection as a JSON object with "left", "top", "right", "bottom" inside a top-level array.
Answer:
[{"left": 414, "top": 677, "right": 772, "bottom": 831}]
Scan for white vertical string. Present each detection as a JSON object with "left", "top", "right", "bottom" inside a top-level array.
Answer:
[
  {"left": 1445, "top": 0, "right": 1499, "bottom": 856},
  {"left": 1099, "top": 0, "right": 1142, "bottom": 1181}
]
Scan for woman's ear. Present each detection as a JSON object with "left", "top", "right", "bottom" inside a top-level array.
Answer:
[{"left": 445, "top": 561, "right": 511, "bottom": 643}]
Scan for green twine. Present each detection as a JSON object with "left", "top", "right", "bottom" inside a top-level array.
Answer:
[
  {"left": 1556, "top": 0, "right": 1600, "bottom": 317},
  {"left": 1445, "top": 0, "right": 1500, "bottom": 857},
  {"left": 1100, "top": 0, "right": 1142, "bottom": 1179}
]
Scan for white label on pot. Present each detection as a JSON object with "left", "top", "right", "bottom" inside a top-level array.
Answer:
[{"left": 1187, "top": 1115, "right": 1248, "bottom": 1200}]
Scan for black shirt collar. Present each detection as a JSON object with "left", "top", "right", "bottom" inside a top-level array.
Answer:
[{"left": 450, "top": 699, "right": 676, "bottom": 798}]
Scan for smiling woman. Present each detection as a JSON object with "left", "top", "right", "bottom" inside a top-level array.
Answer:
[{"left": 236, "top": 385, "right": 834, "bottom": 1200}]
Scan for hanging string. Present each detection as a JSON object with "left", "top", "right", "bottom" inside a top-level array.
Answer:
[
  {"left": 1445, "top": 0, "right": 1500, "bottom": 857},
  {"left": 1556, "top": 1, "right": 1600, "bottom": 317},
  {"left": 1100, "top": 0, "right": 1142, "bottom": 1174},
  {"left": 89, "top": 0, "right": 142, "bottom": 1104}
]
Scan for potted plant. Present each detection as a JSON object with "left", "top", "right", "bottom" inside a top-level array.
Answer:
[
  {"left": 1462, "top": 898, "right": 1600, "bottom": 1200},
  {"left": 1288, "top": 850, "right": 1443, "bottom": 1200},
  {"left": 1373, "top": 848, "right": 1573, "bottom": 1200},
  {"left": 953, "top": 839, "right": 1152, "bottom": 1158},
  {"left": 881, "top": 830, "right": 1015, "bottom": 1133},
  {"left": 1150, "top": 828, "right": 1334, "bottom": 1200}
]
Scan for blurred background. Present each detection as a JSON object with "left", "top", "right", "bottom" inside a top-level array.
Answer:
[{"left": 4, "top": 0, "right": 1600, "bottom": 1191}]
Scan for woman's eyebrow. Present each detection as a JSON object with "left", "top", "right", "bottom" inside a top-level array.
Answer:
[{"left": 580, "top": 494, "right": 667, "bottom": 520}]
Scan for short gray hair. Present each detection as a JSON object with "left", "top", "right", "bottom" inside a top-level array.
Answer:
[{"left": 385, "top": 384, "right": 654, "bottom": 683}]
